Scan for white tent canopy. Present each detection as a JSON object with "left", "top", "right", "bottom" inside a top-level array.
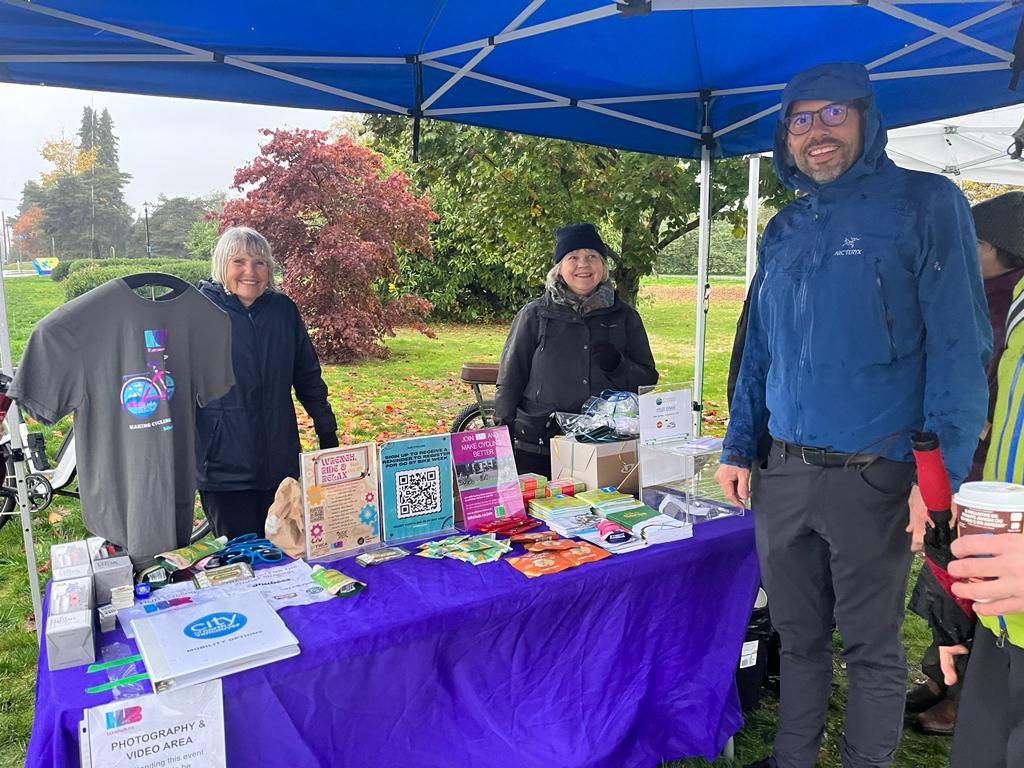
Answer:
[{"left": 886, "top": 105, "right": 1024, "bottom": 183}]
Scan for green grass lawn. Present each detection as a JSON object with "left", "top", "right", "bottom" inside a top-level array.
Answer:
[{"left": 0, "top": 276, "right": 949, "bottom": 767}]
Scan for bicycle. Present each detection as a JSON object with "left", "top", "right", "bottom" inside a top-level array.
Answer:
[
  {"left": 120, "top": 359, "right": 176, "bottom": 419},
  {"left": 451, "top": 362, "right": 498, "bottom": 432},
  {"left": 0, "top": 373, "right": 211, "bottom": 542}
]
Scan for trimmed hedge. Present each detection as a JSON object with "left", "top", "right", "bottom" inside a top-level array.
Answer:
[
  {"left": 53, "top": 257, "right": 207, "bottom": 282},
  {"left": 63, "top": 260, "right": 211, "bottom": 301}
]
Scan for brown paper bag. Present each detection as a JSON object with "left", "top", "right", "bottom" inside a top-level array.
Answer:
[{"left": 264, "top": 477, "right": 305, "bottom": 558}]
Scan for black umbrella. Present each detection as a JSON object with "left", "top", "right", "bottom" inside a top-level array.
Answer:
[{"left": 907, "top": 432, "right": 975, "bottom": 656}]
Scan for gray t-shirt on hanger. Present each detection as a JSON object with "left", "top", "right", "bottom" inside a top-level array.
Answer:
[{"left": 10, "top": 278, "right": 234, "bottom": 563}]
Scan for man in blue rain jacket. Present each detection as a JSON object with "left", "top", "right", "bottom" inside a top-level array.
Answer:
[{"left": 716, "top": 62, "right": 991, "bottom": 768}]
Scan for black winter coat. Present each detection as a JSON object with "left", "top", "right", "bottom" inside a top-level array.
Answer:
[
  {"left": 195, "top": 281, "right": 337, "bottom": 491},
  {"left": 494, "top": 292, "right": 658, "bottom": 453}
]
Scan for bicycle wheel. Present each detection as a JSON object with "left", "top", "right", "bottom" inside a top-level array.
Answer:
[
  {"left": 120, "top": 377, "right": 159, "bottom": 418},
  {"left": 451, "top": 400, "right": 496, "bottom": 433}
]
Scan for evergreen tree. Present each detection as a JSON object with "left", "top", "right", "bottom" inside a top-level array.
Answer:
[{"left": 73, "top": 106, "right": 133, "bottom": 258}]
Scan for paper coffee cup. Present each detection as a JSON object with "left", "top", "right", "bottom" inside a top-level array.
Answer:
[
  {"left": 953, "top": 481, "right": 1024, "bottom": 537},
  {"left": 952, "top": 481, "right": 1024, "bottom": 602}
]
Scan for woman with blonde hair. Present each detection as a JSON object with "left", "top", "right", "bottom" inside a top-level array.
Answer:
[{"left": 195, "top": 226, "right": 338, "bottom": 538}]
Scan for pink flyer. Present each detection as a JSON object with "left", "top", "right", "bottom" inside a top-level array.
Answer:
[{"left": 451, "top": 426, "right": 527, "bottom": 530}]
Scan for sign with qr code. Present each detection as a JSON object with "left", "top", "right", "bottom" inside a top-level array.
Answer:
[{"left": 380, "top": 435, "right": 456, "bottom": 542}]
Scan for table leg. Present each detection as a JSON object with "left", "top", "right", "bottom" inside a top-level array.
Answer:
[{"left": 722, "top": 736, "right": 735, "bottom": 762}]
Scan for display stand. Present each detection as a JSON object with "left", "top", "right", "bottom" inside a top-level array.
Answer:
[{"left": 0, "top": 268, "right": 43, "bottom": 642}]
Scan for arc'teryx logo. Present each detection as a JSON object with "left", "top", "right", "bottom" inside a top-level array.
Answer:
[{"left": 835, "top": 236, "right": 863, "bottom": 256}]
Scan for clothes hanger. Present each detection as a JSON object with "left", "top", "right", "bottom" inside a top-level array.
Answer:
[{"left": 121, "top": 272, "right": 191, "bottom": 300}]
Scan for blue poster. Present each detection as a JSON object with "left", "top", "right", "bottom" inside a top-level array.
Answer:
[{"left": 379, "top": 434, "right": 455, "bottom": 543}]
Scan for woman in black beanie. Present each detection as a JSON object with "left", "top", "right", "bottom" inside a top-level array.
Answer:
[{"left": 494, "top": 223, "right": 659, "bottom": 477}]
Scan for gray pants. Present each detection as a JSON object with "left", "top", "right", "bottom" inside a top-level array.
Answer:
[{"left": 753, "top": 440, "right": 915, "bottom": 768}]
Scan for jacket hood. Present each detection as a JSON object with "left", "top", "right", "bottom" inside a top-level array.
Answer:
[{"left": 772, "top": 62, "right": 889, "bottom": 192}]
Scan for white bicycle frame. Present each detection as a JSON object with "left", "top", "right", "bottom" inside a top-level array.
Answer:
[{"left": 2, "top": 422, "right": 77, "bottom": 492}]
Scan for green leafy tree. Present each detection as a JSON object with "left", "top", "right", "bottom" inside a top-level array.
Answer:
[
  {"left": 24, "top": 108, "right": 134, "bottom": 260},
  {"left": 960, "top": 180, "right": 1024, "bottom": 205},
  {"left": 185, "top": 217, "right": 221, "bottom": 261},
  {"left": 129, "top": 195, "right": 222, "bottom": 259},
  {"left": 365, "top": 117, "right": 790, "bottom": 313}
]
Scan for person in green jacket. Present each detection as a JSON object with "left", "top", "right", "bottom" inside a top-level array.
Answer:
[{"left": 941, "top": 258, "right": 1024, "bottom": 767}]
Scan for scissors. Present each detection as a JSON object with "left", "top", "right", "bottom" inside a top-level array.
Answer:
[{"left": 209, "top": 534, "right": 284, "bottom": 567}]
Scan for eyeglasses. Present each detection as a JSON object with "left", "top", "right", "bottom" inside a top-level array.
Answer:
[{"left": 783, "top": 102, "right": 852, "bottom": 136}]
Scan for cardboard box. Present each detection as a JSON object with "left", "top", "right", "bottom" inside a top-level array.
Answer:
[
  {"left": 87, "top": 537, "right": 133, "bottom": 604},
  {"left": 50, "top": 540, "right": 92, "bottom": 581},
  {"left": 549, "top": 437, "right": 638, "bottom": 495}
]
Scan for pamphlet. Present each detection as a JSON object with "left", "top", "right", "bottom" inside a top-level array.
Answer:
[
  {"left": 379, "top": 434, "right": 456, "bottom": 542},
  {"left": 82, "top": 679, "right": 225, "bottom": 768},
  {"left": 300, "top": 443, "right": 381, "bottom": 560},
  {"left": 506, "top": 541, "right": 610, "bottom": 578},
  {"left": 451, "top": 426, "right": 526, "bottom": 530}
]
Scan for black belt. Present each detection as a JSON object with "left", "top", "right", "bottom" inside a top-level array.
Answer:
[{"left": 774, "top": 439, "right": 878, "bottom": 468}]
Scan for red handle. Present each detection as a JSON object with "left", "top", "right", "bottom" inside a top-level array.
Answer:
[{"left": 911, "top": 431, "right": 951, "bottom": 512}]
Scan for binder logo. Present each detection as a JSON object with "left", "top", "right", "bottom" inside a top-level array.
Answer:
[
  {"left": 105, "top": 705, "right": 142, "bottom": 730},
  {"left": 184, "top": 611, "right": 247, "bottom": 639}
]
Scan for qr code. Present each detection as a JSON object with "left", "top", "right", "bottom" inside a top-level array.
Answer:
[
  {"left": 396, "top": 467, "right": 442, "bottom": 518},
  {"left": 309, "top": 506, "right": 325, "bottom": 523}
]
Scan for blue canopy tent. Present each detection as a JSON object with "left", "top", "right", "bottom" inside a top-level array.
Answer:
[{"left": 1, "top": 0, "right": 1023, "bottom": 632}]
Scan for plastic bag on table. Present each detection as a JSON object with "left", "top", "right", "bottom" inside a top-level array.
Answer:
[
  {"left": 554, "top": 411, "right": 614, "bottom": 442},
  {"left": 101, "top": 641, "right": 146, "bottom": 700},
  {"left": 581, "top": 391, "right": 639, "bottom": 437}
]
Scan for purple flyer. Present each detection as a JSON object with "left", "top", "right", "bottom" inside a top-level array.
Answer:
[{"left": 451, "top": 426, "right": 526, "bottom": 530}]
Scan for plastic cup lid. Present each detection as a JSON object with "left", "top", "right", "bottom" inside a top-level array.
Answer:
[{"left": 953, "top": 481, "right": 1024, "bottom": 512}]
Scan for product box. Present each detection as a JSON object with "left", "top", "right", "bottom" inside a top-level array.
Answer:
[
  {"left": 46, "top": 576, "right": 95, "bottom": 670},
  {"left": 50, "top": 540, "right": 93, "bottom": 581},
  {"left": 49, "top": 575, "right": 94, "bottom": 615},
  {"left": 87, "top": 536, "right": 133, "bottom": 604},
  {"left": 46, "top": 611, "right": 95, "bottom": 670},
  {"left": 549, "top": 436, "right": 638, "bottom": 495}
]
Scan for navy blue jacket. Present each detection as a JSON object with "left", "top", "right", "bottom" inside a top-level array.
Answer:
[
  {"left": 723, "top": 63, "right": 991, "bottom": 487},
  {"left": 195, "top": 280, "right": 337, "bottom": 491}
]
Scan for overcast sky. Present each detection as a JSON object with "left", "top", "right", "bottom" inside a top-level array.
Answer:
[{"left": 0, "top": 82, "right": 343, "bottom": 218}]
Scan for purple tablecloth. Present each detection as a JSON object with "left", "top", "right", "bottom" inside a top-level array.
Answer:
[{"left": 27, "top": 515, "right": 759, "bottom": 768}]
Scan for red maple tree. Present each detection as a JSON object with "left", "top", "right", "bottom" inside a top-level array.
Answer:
[
  {"left": 11, "top": 204, "right": 47, "bottom": 261},
  {"left": 221, "top": 129, "right": 437, "bottom": 362}
]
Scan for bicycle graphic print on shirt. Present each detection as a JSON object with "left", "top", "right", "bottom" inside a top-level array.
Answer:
[{"left": 120, "top": 329, "right": 176, "bottom": 420}]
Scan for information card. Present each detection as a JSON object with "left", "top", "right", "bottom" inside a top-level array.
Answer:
[
  {"left": 300, "top": 443, "right": 381, "bottom": 560},
  {"left": 81, "top": 679, "right": 225, "bottom": 768}
]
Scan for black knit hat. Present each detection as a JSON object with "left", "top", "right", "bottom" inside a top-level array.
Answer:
[
  {"left": 553, "top": 223, "right": 607, "bottom": 263},
  {"left": 972, "top": 191, "right": 1024, "bottom": 264}
]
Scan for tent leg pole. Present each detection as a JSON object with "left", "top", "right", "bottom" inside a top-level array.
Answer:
[
  {"left": 0, "top": 269, "right": 43, "bottom": 643},
  {"left": 745, "top": 154, "right": 760, "bottom": 288},
  {"left": 694, "top": 144, "right": 712, "bottom": 437}
]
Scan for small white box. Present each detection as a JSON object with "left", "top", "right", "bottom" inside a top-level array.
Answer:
[
  {"left": 49, "top": 576, "right": 94, "bottom": 615},
  {"left": 50, "top": 540, "right": 92, "bottom": 581},
  {"left": 45, "top": 610, "right": 95, "bottom": 670},
  {"left": 87, "top": 537, "right": 133, "bottom": 604}
]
